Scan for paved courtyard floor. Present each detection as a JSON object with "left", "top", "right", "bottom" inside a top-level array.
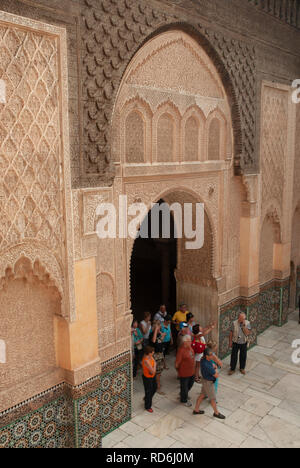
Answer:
[{"left": 103, "top": 311, "right": 300, "bottom": 448}]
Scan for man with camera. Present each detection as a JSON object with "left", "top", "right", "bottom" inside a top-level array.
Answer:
[{"left": 228, "top": 313, "right": 251, "bottom": 376}]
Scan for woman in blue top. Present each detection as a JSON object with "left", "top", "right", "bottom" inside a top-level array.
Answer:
[
  {"left": 207, "top": 340, "right": 223, "bottom": 394},
  {"left": 132, "top": 319, "right": 144, "bottom": 377},
  {"left": 161, "top": 315, "right": 173, "bottom": 370}
]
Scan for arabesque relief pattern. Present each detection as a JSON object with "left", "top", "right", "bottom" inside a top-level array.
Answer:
[
  {"left": 0, "top": 19, "right": 72, "bottom": 307},
  {"left": 294, "top": 105, "right": 300, "bottom": 212},
  {"left": 0, "top": 0, "right": 299, "bottom": 449},
  {"left": 82, "top": 0, "right": 257, "bottom": 185},
  {"left": 0, "top": 25, "right": 62, "bottom": 253},
  {"left": 261, "top": 85, "right": 288, "bottom": 222}
]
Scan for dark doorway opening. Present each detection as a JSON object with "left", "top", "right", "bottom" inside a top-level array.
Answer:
[{"left": 130, "top": 200, "right": 177, "bottom": 322}]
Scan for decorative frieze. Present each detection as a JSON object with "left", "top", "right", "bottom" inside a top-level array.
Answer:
[{"left": 247, "top": 0, "right": 299, "bottom": 27}]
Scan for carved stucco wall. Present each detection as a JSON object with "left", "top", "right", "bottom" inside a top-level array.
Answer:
[
  {"left": 82, "top": 0, "right": 257, "bottom": 185},
  {"left": 226, "top": 176, "right": 244, "bottom": 292},
  {"left": 0, "top": 12, "right": 74, "bottom": 319},
  {"left": 260, "top": 84, "right": 288, "bottom": 225},
  {"left": 291, "top": 208, "right": 300, "bottom": 269},
  {"left": 112, "top": 31, "right": 232, "bottom": 166},
  {"left": 71, "top": 175, "right": 227, "bottom": 362},
  {"left": 177, "top": 209, "right": 213, "bottom": 286},
  {"left": 291, "top": 104, "right": 300, "bottom": 275},
  {"left": 70, "top": 30, "right": 243, "bottom": 358},
  {"left": 259, "top": 214, "right": 279, "bottom": 285},
  {"left": 0, "top": 257, "right": 62, "bottom": 413},
  {"left": 0, "top": 12, "right": 75, "bottom": 413},
  {"left": 294, "top": 104, "right": 300, "bottom": 213},
  {"left": 259, "top": 82, "right": 297, "bottom": 287}
]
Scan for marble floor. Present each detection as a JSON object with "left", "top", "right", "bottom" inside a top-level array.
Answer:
[{"left": 103, "top": 311, "right": 300, "bottom": 448}]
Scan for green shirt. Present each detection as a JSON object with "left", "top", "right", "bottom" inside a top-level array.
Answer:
[{"left": 133, "top": 328, "right": 143, "bottom": 346}]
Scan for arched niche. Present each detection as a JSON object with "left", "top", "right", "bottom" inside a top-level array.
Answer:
[
  {"left": 206, "top": 109, "right": 227, "bottom": 161},
  {"left": 153, "top": 102, "right": 181, "bottom": 163},
  {"left": 259, "top": 213, "right": 282, "bottom": 285},
  {"left": 0, "top": 256, "right": 61, "bottom": 408},
  {"left": 182, "top": 106, "right": 205, "bottom": 162},
  {"left": 112, "top": 30, "right": 233, "bottom": 168},
  {"left": 119, "top": 97, "right": 153, "bottom": 164}
]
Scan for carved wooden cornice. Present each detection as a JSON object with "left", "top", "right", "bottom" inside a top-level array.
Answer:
[{"left": 247, "top": 0, "right": 299, "bottom": 28}]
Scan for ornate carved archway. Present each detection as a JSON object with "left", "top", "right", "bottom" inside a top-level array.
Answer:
[
  {"left": 82, "top": 3, "right": 257, "bottom": 184},
  {"left": 128, "top": 188, "right": 218, "bottom": 326}
]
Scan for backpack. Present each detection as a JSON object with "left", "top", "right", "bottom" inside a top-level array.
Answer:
[{"left": 192, "top": 338, "right": 206, "bottom": 355}]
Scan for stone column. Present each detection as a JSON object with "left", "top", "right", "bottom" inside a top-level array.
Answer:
[{"left": 240, "top": 175, "right": 260, "bottom": 298}]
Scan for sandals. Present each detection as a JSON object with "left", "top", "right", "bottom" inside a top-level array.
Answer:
[{"left": 193, "top": 410, "right": 205, "bottom": 415}]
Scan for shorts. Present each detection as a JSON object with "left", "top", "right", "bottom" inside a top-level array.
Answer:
[
  {"left": 201, "top": 379, "right": 216, "bottom": 401},
  {"left": 195, "top": 353, "right": 203, "bottom": 362},
  {"left": 154, "top": 352, "right": 164, "bottom": 374}
]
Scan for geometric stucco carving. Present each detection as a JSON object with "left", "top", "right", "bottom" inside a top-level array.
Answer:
[
  {"left": 82, "top": 0, "right": 257, "bottom": 186},
  {"left": 294, "top": 104, "right": 300, "bottom": 212},
  {"left": 0, "top": 12, "right": 74, "bottom": 319},
  {"left": 259, "top": 213, "right": 281, "bottom": 285},
  {"left": 196, "top": 24, "right": 257, "bottom": 173},
  {"left": 0, "top": 24, "right": 63, "bottom": 253},
  {"left": 260, "top": 84, "right": 289, "bottom": 225},
  {"left": 82, "top": 190, "right": 111, "bottom": 235}
]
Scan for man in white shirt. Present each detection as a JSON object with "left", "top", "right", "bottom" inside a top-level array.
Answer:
[{"left": 154, "top": 305, "right": 167, "bottom": 324}]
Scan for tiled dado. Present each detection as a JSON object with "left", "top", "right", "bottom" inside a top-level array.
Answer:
[
  {"left": 219, "top": 279, "right": 290, "bottom": 359},
  {"left": 0, "top": 352, "right": 131, "bottom": 448}
]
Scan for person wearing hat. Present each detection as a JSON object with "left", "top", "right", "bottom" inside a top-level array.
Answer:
[
  {"left": 172, "top": 304, "right": 189, "bottom": 350},
  {"left": 161, "top": 314, "right": 173, "bottom": 370},
  {"left": 177, "top": 322, "right": 190, "bottom": 349}
]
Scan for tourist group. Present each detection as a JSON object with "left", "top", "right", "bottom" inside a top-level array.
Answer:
[{"left": 131, "top": 304, "right": 252, "bottom": 419}]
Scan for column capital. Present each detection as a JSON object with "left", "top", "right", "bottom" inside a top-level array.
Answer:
[{"left": 242, "top": 174, "right": 260, "bottom": 218}]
